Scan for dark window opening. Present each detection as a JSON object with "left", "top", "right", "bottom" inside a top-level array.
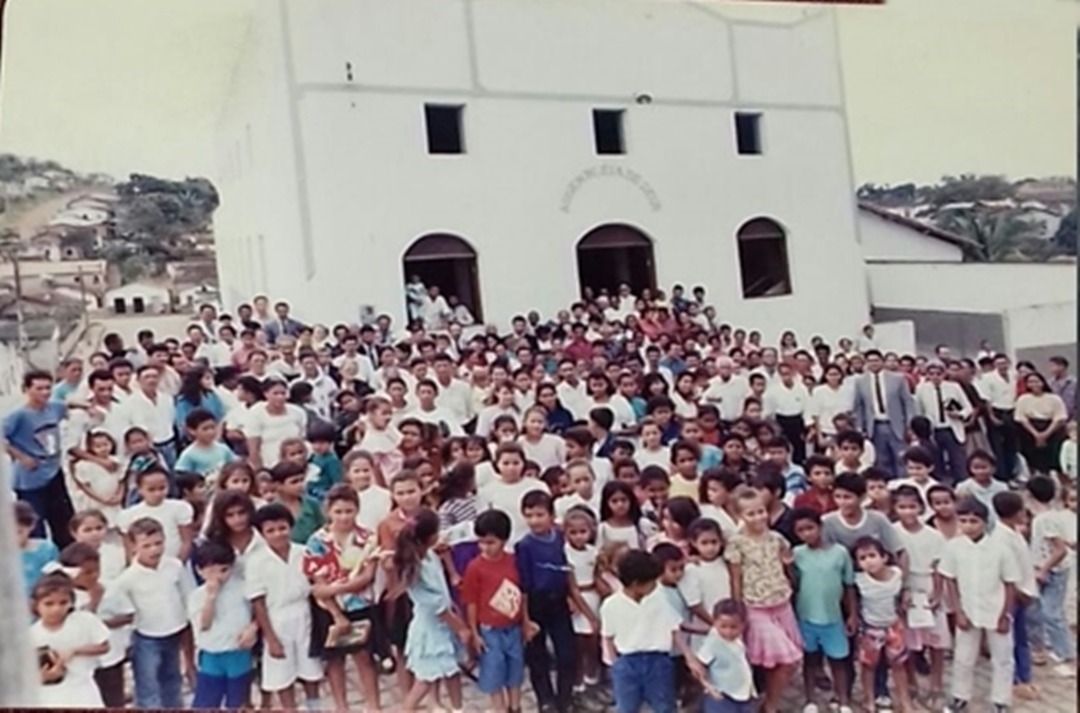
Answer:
[
  {"left": 734, "top": 112, "right": 762, "bottom": 155},
  {"left": 593, "top": 109, "right": 625, "bottom": 155},
  {"left": 425, "top": 104, "right": 464, "bottom": 155},
  {"left": 737, "top": 218, "right": 791, "bottom": 298}
]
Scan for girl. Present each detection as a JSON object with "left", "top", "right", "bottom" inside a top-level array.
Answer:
[
  {"left": 925, "top": 485, "right": 959, "bottom": 541},
  {"left": 595, "top": 541, "right": 630, "bottom": 596},
  {"left": 440, "top": 437, "right": 467, "bottom": 473},
  {"left": 280, "top": 437, "right": 319, "bottom": 500},
  {"left": 436, "top": 463, "right": 480, "bottom": 587},
  {"left": 564, "top": 508, "right": 603, "bottom": 705},
  {"left": 647, "top": 496, "right": 700, "bottom": 555},
  {"left": 475, "top": 383, "right": 520, "bottom": 439},
  {"left": 597, "top": 480, "right": 651, "bottom": 550},
  {"left": 356, "top": 397, "right": 404, "bottom": 482},
  {"left": 203, "top": 489, "right": 264, "bottom": 578},
  {"left": 697, "top": 469, "right": 740, "bottom": 538},
  {"left": 30, "top": 573, "right": 111, "bottom": 708},
  {"left": 541, "top": 465, "right": 570, "bottom": 498},
  {"left": 671, "top": 371, "right": 699, "bottom": 420},
  {"left": 686, "top": 518, "right": 731, "bottom": 632},
  {"left": 490, "top": 415, "right": 520, "bottom": 448},
  {"left": 634, "top": 417, "right": 670, "bottom": 471},
  {"left": 725, "top": 490, "right": 802, "bottom": 713},
  {"left": 464, "top": 435, "right": 498, "bottom": 490},
  {"left": 535, "top": 382, "right": 575, "bottom": 435},
  {"left": 852, "top": 537, "right": 914, "bottom": 713},
  {"left": 303, "top": 485, "right": 382, "bottom": 713},
  {"left": 476, "top": 443, "right": 550, "bottom": 546},
  {"left": 392, "top": 509, "right": 469, "bottom": 713},
  {"left": 404, "top": 456, "right": 439, "bottom": 508},
  {"left": 200, "top": 462, "right": 261, "bottom": 537},
  {"left": 344, "top": 450, "right": 392, "bottom": 533},
  {"left": 669, "top": 440, "right": 703, "bottom": 503},
  {"left": 518, "top": 406, "right": 567, "bottom": 470},
  {"left": 70, "top": 431, "right": 125, "bottom": 526}
]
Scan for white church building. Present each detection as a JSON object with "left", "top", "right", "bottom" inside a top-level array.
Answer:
[{"left": 213, "top": 0, "right": 1075, "bottom": 360}]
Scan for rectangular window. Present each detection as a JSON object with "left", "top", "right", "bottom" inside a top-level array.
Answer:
[
  {"left": 425, "top": 104, "right": 464, "bottom": 155},
  {"left": 593, "top": 109, "right": 625, "bottom": 155},
  {"left": 734, "top": 112, "right": 763, "bottom": 155}
]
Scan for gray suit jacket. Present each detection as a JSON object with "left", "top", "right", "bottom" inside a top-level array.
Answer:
[{"left": 852, "top": 371, "right": 915, "bottom": 440}]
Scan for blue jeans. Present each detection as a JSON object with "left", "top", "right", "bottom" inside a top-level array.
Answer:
[
  {"left": 612, "top": 652, "right": 675, "bottom": 713},
  {"left": 193, "top": 650, "right": 252, "bottom": 709},
  {"left": 1013, "top": 602, "right": 1032, "bottom": 684},
  {"left": 132, "top": 631, "right": 184, "bottom": 709},
  {"left": 1038, "top": 569, "right": 1075, "bottom": 661},
  {"left": 871, "top": 423, "right": 906, "bottom": 478},
  {"left": 477, "top": 625, "right": 525, "bottom": 694}
]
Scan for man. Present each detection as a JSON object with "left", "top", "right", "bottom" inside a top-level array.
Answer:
[
  {"left": 4, "top": 370, "right": 75, "bottom": 547},
  {"left": 268, "top": 336, "right": 302, "bottom": 381},
  {"left": 763, "top": 362, "right": 811, "bottom": 464},
  {"left": 751, "top": 347, "right": 781, "bottom": 386},
  {"left": 147, "top": 343, "right": 181, "bottom": 396},
  {"left": 332, "top": 333, "right": 376, "bottom": 386},
  {"left": 65, "top": 369, "right": 128, "bottom": 461},
  {"left": 263, "top": 300, "right": 305, "bottom": 345},
  {"left": 252, "top": 294, "right": 273, "bottom": 325},
  {"left": 555, "top": 358, "right": 588, "bottom": 420},
  {"left": 50, "top": 357, "right": 83, "bottom": 404},
  {"left": 108, "top": 358, "right": 136, "bottom": 404},
  {"left": 420, "top": 285, "right": 452, "bottom": 332},
  {"left": 236, "top": 302, "right": 261, "bottom": 331},
  {"left": 856, "top": 324, "right": 877, "bottom": 354},
  {"left": 432, "top": 352, "right": 473, "bottom": 427},
  {"left": 852, "top": 349, "right": 916, "bottom": 477},
  {"left": 130, "top": 329, "right": 156, "bottom": 368},
  {"left": 914, "top": 360, "right": 973, "bottom": 484},
  {"left": 702, "top": 356, "right": 750, "bottom": 426},
  {"left": 298, "top": 351, "right": 339, "bottom": 420},
  {"left": 191, "top": 303, "right": 220, "bottom": 343},
  {"left": 981, "top": 354, "right": 1019, "bottom": 482},
  {"left": 409, "top": 379, "right": 464, "bottom": 437},
  {"left": 1047, "top": 356, "right": 1076, "bottom": 421},
  {"left": 120, "top": 364, "right": 178, "bottom": 470}
]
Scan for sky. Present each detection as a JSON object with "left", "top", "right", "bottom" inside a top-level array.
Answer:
[{"left": 0, "top": 0, "right": 1075, "bottom": 186}]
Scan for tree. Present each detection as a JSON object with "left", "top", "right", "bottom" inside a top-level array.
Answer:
[
  {"left": 1052, "top": 209, "right": 1077, "bottom": 253},
  {"left": 923, "top": 174, "right": 1014, "bottom": 207},
  {"left": 935, "top": 208, "right": 1045, "bottom": 262}
]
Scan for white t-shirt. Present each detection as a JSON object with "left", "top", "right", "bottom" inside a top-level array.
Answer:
[
  {"left": 477, "top": 478, "right": 550, "bottom": 546},
  {"left": 355, "top": 485, "right": 393, "bottom": 533},
  {"left": 187, "top": 577, "right": 253, "bottom": 653},
  {"left": 1031, "top": 508, "right": 1077, "bottom": 573},
  {"left": 116, "top": 499, "right": 194, "bottom": 560},
  {"left": 600, "top": 588, "right": 680, "bottom": 656},
  {"left": 634, "top": 446, "right": 671, "bottom": 472},
  {"left": 892, "top": 523, "right": 945, "bottom": 596},
  {"left": 244, "top": 543, "right": 312, "bottom": 625},
  {"left": 993, "top": 525, "right": 1039, "bottom": 599},
  {"left": 855, "top": 566, "right": 903, "bottom": 628},
  {"left": 685, "top": 558, "right": 732, "bottom": 622},
  {"left": 115, "top": 557, "right": 193, "bottom": 637},
  {"left": 31, "top": 611, "right": 110, "bottom": 708},
  {"left": 518, "top": 434, "right": 567, "bottom": 470},
  {"left": 555, "top": 491, "right": 601, "bottom": 523},
  {"left": 244, "top": 403, "right": 307, "bottom": 468}
]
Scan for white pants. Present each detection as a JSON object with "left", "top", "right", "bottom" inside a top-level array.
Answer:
[
  {"left": 261, "top": 606, "right": 324, "bottom": 692},
  {"left": 951, "top": 626, "right": 1014, "bottom": 706}
]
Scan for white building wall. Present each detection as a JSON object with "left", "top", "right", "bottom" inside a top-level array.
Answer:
[
  {"left": 867, "top": 262, "right": 1077, "bottom": 313},
  {"left": 1005, "top": 301, "right": 1076, "bottom": 353},
  {"left": 857, "top": 212, "right": 963, "bottom": 263},
  {"left": 215, "top": 0, "right": 870, "bottom": 343}
]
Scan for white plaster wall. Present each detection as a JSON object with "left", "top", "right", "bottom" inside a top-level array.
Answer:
[
  {"left": 1005, "top": 301, "right": 1077, "bottom": 352},
  {"left": 867, "top": 263, "right": 1078, "bottom": 313},
  {"left": 857, "top": 212, "right": 963, "bottom": 263}
]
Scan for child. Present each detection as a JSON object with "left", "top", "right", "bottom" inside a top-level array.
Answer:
[
  {"left": 436, "top": 462, "right": 480, "bottom": 580},
  {"left": 187, "top": 541, "right": 259, "bottom": 708},
  {"left": 516, "top": 490, "right": 588, "bottom": 713},
  {"left": 177, "top": 471, "right": 209, "bottom": 533},
  {"left": 477, "top": 443, "right": 550, "bottom": 546},
  {"left": 1060, "top": 420, "right": 1077, "bottom": 482},
  {"left": 122, "top": 426, "right": 167, "bottom": 505},
  {"left": 832, "top": 431, "right": 868, "bottom": 475},
  {"left": 555, "top": 459, "right": 601, "bottom": 523},
  {"left": 693, "top": 599, "right": 757, "bottom": 713},
  {"left": 114, "top": 517, "right": 194, "bottom": 708},
  {"left": 175, "top": 409, "right": 237, "bottom": 482},
  {"left": 246, "top": 503, "right": 324, "bottom": 711},
  {"left": 30, "top": 572, "right": 110, "bottom": 708},
  {"left": 306, "top": 421, "right": 343, "bottom": 503},
  {"left": 790, "top": 507, "right": 854, "bottom": 713},
  {"left": 562, "top": 426, "right": 614, "bottom": 485},
  {"left": 891, "top": 485, "right": 949, "bottom": 708},
  {"left": 1028, "top": 475, "right": 1077, "bottom": 675},
  {"left": 598, "top": 480, "right": 653, "bottom": 550},
  {"left": 611, "top": 458, "right": 640, "bottom": 488},
  {"left": 697, "top": 468, "right": 741, "bottom": 538},
  {"left": 939, "top": 497, "right": 1019, "bottom": 713},
  {"left": 653, "top": 543, "right": 708, "bottom": 707},
  {"left": 763, "top": 437, "right": 807, "bottom": 505},
  {"left": 888, "top": 447, "right": 939, "bottom": 518},
  {"left": 794, "top": 455, "right": 837, "bottom": 515},
  {"left": 648, "top": 496, "right": 700, "bottom": 555},
  {"left": 669, "top": 440, "right": 702, "bottom": 503},
  {"left": 680, "top": 417, "right": 724, "bottom": 472},
  {"left": 70, "top": 431, "right": 125, "bottom": 526},
  {"left": 564, "top": 508, "right": 603, "bottom": 706},
  {"left": 851, "top": 537, "right": 914, "bottom": 713},
  {"left": 356, "top": 396, "right": 404, "bottom": 482},
  {"left": 822, "top": 473, "right": 905, "bottom": 568},
  {"left": 116, "top": 466, "right": 194, "bottom": 561},
  {"left": 685, "top": 519, "right": 731, "bottom": 638},
  {"left": 302, "top": 484, "right": 382, "bottom": 712},
  {"left": 954, "top": 450, "right": 1008, "bottom": 524},
  {"left": 600, "top": 550, "right": 696, "bottom": 713},
  {"left": 639, "top": 465, "right": 671, "bottom": 524},
  {"left": 862, "top": 468, "right": 892, "bottom": 518},
  {"left": 461, "top": 510, "right": 531, "bottom": 713},
  {"left": 718, "top": 434, "right": 752, "bottom": 478},
  {"left": 725, "top": 490, "right": 802, "bottom": 713},
  {"left": 270, "top": 461, "right": 325, "bottom": 545},
  {"left": 634, "top": 418, "right": 671, "bottom": 471},
  {"left": 926, "top": 485, "right": 959, "bottom": 541},
  {"left": 752, "top": 465, "right": 797, "bottom": 546},
  {"left": 343, "top": 450, "right": 392, "bottom": 533},
  {"left": 16, "top": 501, "right": 60, "bottom": 598},
  {"left": 392, "top": 509, "right": 469, "bottom": 712},
  {"left": 519, "top": 405, "right": 567, "bottom": 470},
  {"left": 990, "top": 491, "right": 1040, "bottom": 701}
]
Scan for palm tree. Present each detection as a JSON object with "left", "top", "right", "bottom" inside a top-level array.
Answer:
[{"left": 934, "top": 207, "right": 1045, "bottom": 261}]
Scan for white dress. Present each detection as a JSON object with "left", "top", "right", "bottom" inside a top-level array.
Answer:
[
  {"left": 69, "top": 459, "right": 125, "bottom": 526},
  {"left": 31, "top": 611, "right": 110, "bottom": 708},
  {"left": 566, "top": 543, "right": 600, "bottom": 634}
]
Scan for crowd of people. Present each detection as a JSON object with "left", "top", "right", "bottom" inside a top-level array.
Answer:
[{"left": 4, "top": 283, "right": 1077, "bottom": 713}]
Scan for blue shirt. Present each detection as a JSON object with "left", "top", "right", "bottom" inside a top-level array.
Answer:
[
  {"left": 174, "top": 391, "right": 227, "bottom": 431},
  {"left": 3, "top": 401, "right": 67, "bottom": 490},
  {"left": 21, "top": 538, "right": 59, "bottom": 598},
  {"left": 783, "top": 464, "right": 808, "bottom": 500},
  {"left": 699, "top": 444, "right": 723, "bottom": 472},
  {"left": 175, "top": 441, "right": 237, "bottom": 477},
  {"left": 792, "top": 542, "right": 854, "bottom": 625},
  {"left": 50, "top": 381, "right": 78, "bottom": 404},
  {"left": 514, "top": 529, "right": 570, "bottom": 596}
]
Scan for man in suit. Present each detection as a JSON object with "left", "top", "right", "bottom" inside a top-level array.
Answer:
[
  {"left": 262, "top": 300, "right": 305, "bottom": 346},
  {"left": 914, "top": 360, "right": 973, "bottom": 484},
  {"left": 852, "top": 349, "right": 916, "bottom": 477}
]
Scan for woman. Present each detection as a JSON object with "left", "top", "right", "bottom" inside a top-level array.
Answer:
[
  {"left": 807, "top": 364, "right": 854, "bottom": 452},
  {"left": 670, "top": 371, "right": 699, "bottom": 420},
  {"left": 778, "top": 330, "right": 798, "bottom": 359},
  {"left": 174, "top": 366, "right": 226, "bottom": 435},
  {"left": 474, "top": 382, "right": 520, "bottom": 438},
  {"left": 1014, "top": 372, "right": 1068, "bottom": 475},
  {"left": 244, "top": 376, "right": 307, "bottom": 471},
  {"left": 585, "top": 370, "right": 636, "bottom": 432},
  {"left": 535, "top": 382, "right": 575, "bottom": 434}
]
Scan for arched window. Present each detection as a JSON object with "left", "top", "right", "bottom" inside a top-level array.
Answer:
[
  {"left": 736, "top": 217, "right": 791, "bottom": 298},
  {"left": 576, "top": 224, "right": 657, "bottom": 298},
  {"left": 402, "top": 233, "right": 482, "bottom": 322}
]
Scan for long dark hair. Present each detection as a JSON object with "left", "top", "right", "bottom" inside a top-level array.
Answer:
[
  {"left": 599, "top": 480, "right": 643, "bottom": 524},
  {"left": 392, "top": 509, "right": 440, "bottom": 590},
  {"left": 178, "top": 366, "right": 211, "bottom": 405},
  {"left": 204, "top": 490, "right": 256, "bottom": 546},
  {"left": 437, "top": 463, "right": 476, "bottom": 504}
]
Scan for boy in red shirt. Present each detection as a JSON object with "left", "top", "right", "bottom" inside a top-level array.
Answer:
[
  {"left": 794, "top": 455, "right": 839, "bottom": 515},
  {"left": 461, "top": 510, "right": 537, "bottom": 713}
]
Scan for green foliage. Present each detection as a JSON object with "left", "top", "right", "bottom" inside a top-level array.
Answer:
[
  {"left": 921, "top": 174, "right": 1014, "bottom": 207},
  {"left": 934, "top": 208, "right": 1053, "bottom": 262},
  {"left": 1053, "top": 209, "right": 1077, "bottom": 253}
]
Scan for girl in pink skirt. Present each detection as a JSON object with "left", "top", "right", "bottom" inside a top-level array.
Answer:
[{"left": 724, "top": 489, "right": 803, "bottom": 713}]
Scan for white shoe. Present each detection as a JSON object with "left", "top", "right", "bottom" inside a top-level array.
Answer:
[
  {"left": 838, "top": 707, "right": 854, "bottom": 713},
  {"left": 1052, "top": 662, "right": 1076, "bottom": 677},
  {"left": 803, "top": 705, "right": 821, "bottom": 713}
]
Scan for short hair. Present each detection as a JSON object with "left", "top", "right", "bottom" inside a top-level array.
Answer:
[
  {"left": 992, "top": 491, "right": 1025, "bottom": 520},
  {"left": 664, "top": 496, "right": 701, "bottom": 531},
  {"left": 852, "top": 535, "right": 888, "bottom": 560},
  {"left": 805, "top": 454, "right": 835, "bottom": 474},
  {"left": 955, "top": 496, "right": 989, "bottom": 521},
  {"left": 135, "top": 465, "right": 170, "bottom": 487},
  {"left": 588, "top": 407, "right": 614, "bottom": 431},
  {"left": 59, "top": 541, "right": 100, "bottom": 568},
  {"left": 862, "top": 467, "right": 890, "bottom": 485},
  {"left": 686, "top": 517, "right": 722, "bottom": 543},
  {"left": 175, "top": 470, "right": 206, "bottom": 494},
  {"left": 1050, "top": 355, "right": 1070, "bottom": 369},
  {"left": 698, "top": 468, "right": 742, "bottom": 503},
  {"left": 616, "top": 550, "right": 663, "bottom": 587},
  {"left": 926, "top": 484, "right": 955, "bottom": 503},
  {"left": 967, "top": 449, "right": 996, "bottom": 468},
  {"left": 790, "top": 506, "right": 821, "bottom": 527},
  {"left": 833, "top": 472, "right": 866, "bottom": 497},
  {"left": 474, "top": 510, "right": 512, "bottom": 541},
  {"left": 751, "top": 462, "right": 786, "bottom": 497},
  {"left": 521, "top": 490, "right": 554, "bottom": 514},
  {"left": 192, "top": 541, "right": 236, "bottom": 569},
  {"left": 835, "top": 431, "right": 865, "bottom": 450},
  {"left": 22, "top": 369, "right": 52, "bottom": 389},
  {"left": 640, "top": 465, "right": 670, "bottom": 486},
  {"left": 14, "top": 501, "right": 37, "bottom": 527},
  {"left": 891, "top": 484, "right": 924, "bottom": 509},
  {"left": 128, "top": 517, "right": 164, "bottom": 539},
  {"left": 86, "top": 369, "right": 113, "bottom": 388},
  {"left": 562, "top": 426, "right": 595, "bottom": 448},
  {"left": 765, "top": 436, "right": 792, "bottom": 453},
  {"left": 307, "top": 420, "right": 337, "bottom": 443},
  {"left": 493, "top": 442, "right": 526, "bottom": 464},
  {"left": 652, "top": 542, "right": 685, "bottom": 565},
  {"left": 645, "top": 396, "right": 675, "bottom": 415},
  {"left": 670, "top": 439, "right": 701, "bottom": 462},
  {"left": 713, "top": 598, "right": 746, "bottom": 621},
  {"left": 184, "top": 407, "right": 217, "bottom": 431},
  {"left": 252, "top": 502, "right": 295, "bottom": 531},
  {"left": 269, "top": 460, "right": 307, "bottom": 483},
  {"left": 325, "top": 483, "right": 360, "bottom": 509},
  {"left": 1026, "top": 475, "right": 1057, "bottom": 505},
  {"left": 903, "top": 446, "right": 934, "bottom": 468},
  {"left": 610, "top": 438, "right": 635, "bottom": 455}
]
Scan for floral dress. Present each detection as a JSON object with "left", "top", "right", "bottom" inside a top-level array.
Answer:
[
  {"left": 302, "top": 524, "right": 378, "bottom": 656},
  {"left": 404, "top": 550, "right": 464, "bottom": 682}
]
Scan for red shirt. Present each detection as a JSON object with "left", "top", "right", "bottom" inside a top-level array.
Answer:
[
  {"left": 793, "top": 489, "right": 838, "bottom": 515},
  {"left": 460, "top": 552, "right": 523, "bottom": 628}
]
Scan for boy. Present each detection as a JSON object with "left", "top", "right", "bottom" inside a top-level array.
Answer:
[
  {"left": 888, "top": 447, "right": 939, "bottom": 520},
  {"left": 653, "top": 543, "right": 708, "bottom": 708},
  {"left": 990, "top": 491, "right": 1040, "bottom": 700},
  {"left": 939, "top": 497, "right": 1019, "bottom": 713},
  {"left": 794, "top": 455, "right": 837, "bottom": 515},
  {"left": 587, "top": 407, "right": 616, "bottom": 459},
  {"left": 115, "top": 517, "right": 194, "bottom": 709},
  {"left": 832, "top": 431, "right": 868, "bottom": 475},
  {"left": 751, "top": 464, "right": 797, "bottom": 546},
  {"left": 117, "top": 465, "right": 194, "bottom": 561},
  {"left": 175, "top": 409, "right": 237, "bottom": 480},
  {"left": 515, "top": 490, "right": 593, "bottom": 713},
  {"left": 461, "top": 510, "right": 534, "bottom": 713},
  {"left": 763, "top": 436, "right": 807, "bottom": 505},
  {"left": 269, "top": 461, "right": 325, "bottom": 545},
  {"left": 954, "top": 450, "right": 1008, "bottom": 525},
  {"left": 668, "top": 440, "right": 702, "bottom": 502},
  {"left": 862, "top": 468, "right": 892, "bottom": 517},
  {"left": 188, "top": 541, "right": 259, "bottom": 708},
  {"left": 1027, "top": 475, "right": 1076, "bottom": 675},
  {"left": 693, "top": 599, "right": 758, "bottom": 713},
  {"left": 718, "top": 434, "right": 752, "bottom": 478},
  {"left": 246, "top": 503, "right": 324, "bottom": 710},
  {"left": 563, "top": 427, "right": 614, "bottom": 485},
  {"left": 176, "top": 470, "right": 209, "bottom": 533},
  {"left": 555, "top": 460, "right": 601, "bottom": 523},
  {"left": 822, "top": 473, "right": 906, "bottom": 569},
  {"left": 15, "top": 500, "right": 59, "bottom": 598},
  {"left": 304, "top": 421, "right": 342, "bottom": 503},
  {"left": 639, "top": 466, "right": 671, "bottom": 524},
  {"left": 645, "top": 396, "right": 681, "bottom": 445},
  {"left": 601, "top": 550, "right": 699, "bottom": 713},
  {"left": 791, "top": 508, "right": 854, "bottom": 713},
  {"left": 679, "top": 418, "right": 723, "bottom": 471}
]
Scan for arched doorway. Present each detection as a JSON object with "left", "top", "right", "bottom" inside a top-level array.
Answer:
[
  {"left": 402, "top": 234, "right": 483, "bottom": 322},
  {"left": 576, "top": 224, "right": 656, "bottom": 299}
]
